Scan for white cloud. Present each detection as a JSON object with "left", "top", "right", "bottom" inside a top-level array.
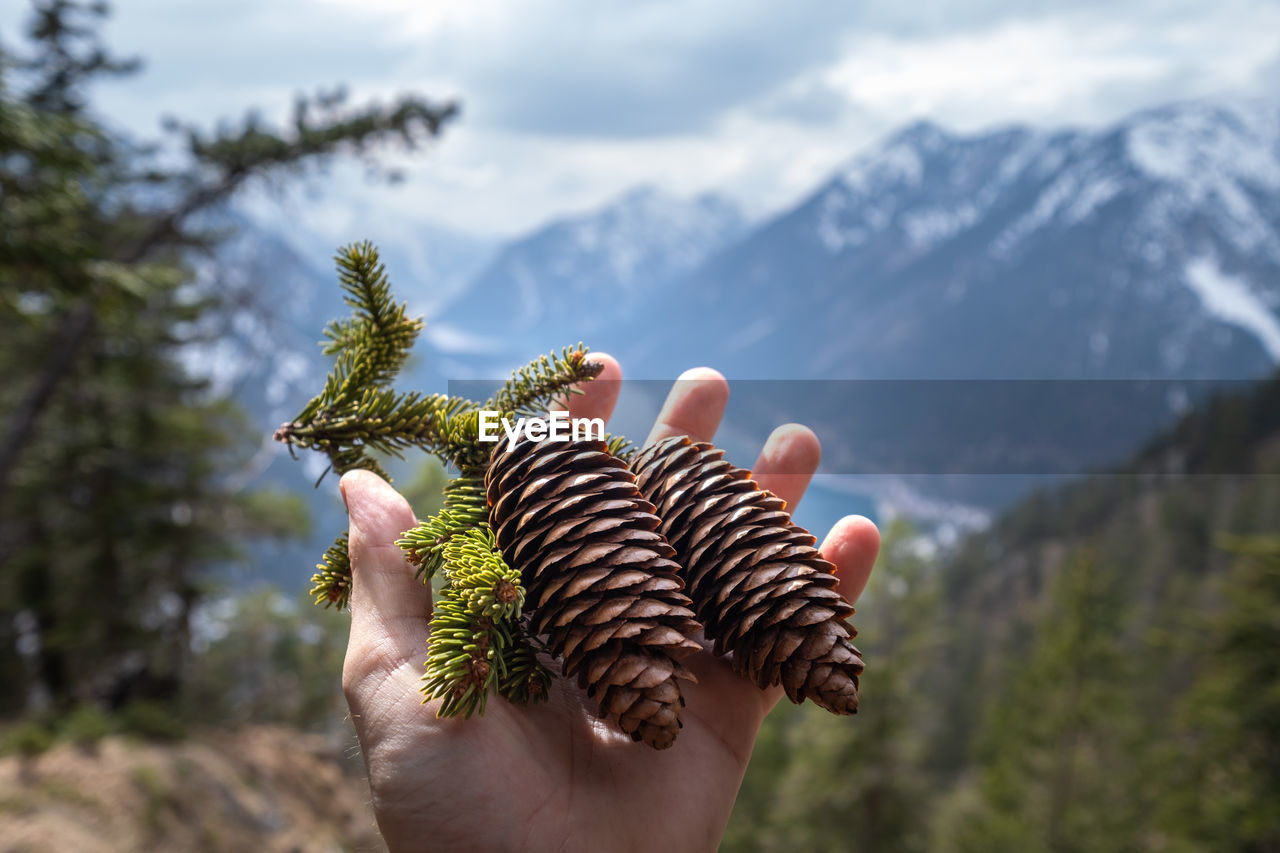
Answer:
[
  {"left": 361, "top": 1, "right": 1280, "bottom": 235},
  {"left": 3, "top": 0, "right": 1278, "bottom": 239},
  {"left": 826, "top": 21, "right": 1167, "bottom": 123},
  {"left": 820, "top": 7, "right": 1280, "bottom": 131}
]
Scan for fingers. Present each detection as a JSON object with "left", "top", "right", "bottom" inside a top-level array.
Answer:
[
  {"left": 819, "top": 515, "right": 880, "bottom": 604},
  {"left": 645, "top": 367, "right": 729, "bottom": 446},
  {"left": 340, "top": 469, "right": 432, "bottom": 699},
  {"left": 560, "top": 351, "right": 622, "bottom": 424},
  {"left": 752, "top": 423, "right": 821, "bottom": 510}
]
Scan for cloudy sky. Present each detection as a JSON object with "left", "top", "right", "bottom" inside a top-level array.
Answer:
[{"left": 3, "top": 1, "right": 1278, "bottom": 240}]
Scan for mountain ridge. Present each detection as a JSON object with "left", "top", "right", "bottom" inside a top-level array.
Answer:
[
  {"left": 641, "top": 96, "right": 1280, "bottom": 379},
  {"left": 221, "top": 95, "right": 1280, "bottom": 585},
  {"left": 403, "top": 96, "right": 1280, "bottom": 383},
  {"left": 434, "top": 185, "right": 748, "bottom": 357}
]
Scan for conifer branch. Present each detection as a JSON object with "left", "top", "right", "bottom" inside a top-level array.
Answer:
[
  {"left": 421, "top": 585, "right": 502, "bottom": 718},
  {"left": 499, "top": 629, "right": 553, "bottom": 705},
  {"left": 419, "top": 527, "right": 534, "bottom": 718},
  {"left": 487, "top": 344, "right": 604, "bottom": 419},
  {"left": 325, "top": 241, "right": 422, "bottom": 394},
  {"left": 275, "top": 241, "right": 625, "bottom": 718},
  {"left": 310, "top": 532, "right": 352, "bottom": 609},
  {"left": 291, "top": 242, "right": 423, "bottom": 423},
  {"left": 604, "top": 432, "right": 637, "bottom": 461},
  {"left": 444, "top": 527, "right": 525, "bottom": 620},
  {"left": 398, "top": 470, "right": 489, "bottom": 579},
  {"left": 279, "top": 389, "right": 468, "bottom": 465}
]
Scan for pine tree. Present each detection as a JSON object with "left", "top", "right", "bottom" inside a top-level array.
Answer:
[
  {"left": 180, "top": 588, "right": 350, "bottom": 731},
  {"left": 1158, "top": 535, "right": 1280, "bottom": 850},
  {"left": 0, "top": 0, "right": 456, "bottom": 715},
  {"left": 940, "top": 550, "right": 1147, "bottom": 853},
  {"left": 722, "top": 521, "right": 938, "bottom": 852}
]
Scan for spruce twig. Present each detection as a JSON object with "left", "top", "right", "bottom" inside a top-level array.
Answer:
[
  {"left": 487, "top": 344, "right": 603, "bottom": 419},
  {"left": 310, "top": 532, "right": 353, "bottom": 609},
  {"left": 420, "top": 528, "right": 547, "bottom": 718},
  {"left": 276, "top": 241, "right": 619, "bottom": 718},
  {"left": 398, "top": 470, "right": 489, "bottom": 580}
]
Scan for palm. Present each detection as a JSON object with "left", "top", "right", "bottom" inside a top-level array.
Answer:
[{"left": 339, "top": 359, "right": 879, "bottom": 852}]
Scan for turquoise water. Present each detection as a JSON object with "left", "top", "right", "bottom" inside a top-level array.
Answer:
[{"left": 790, "top": 477, "right": 879, "bottom": 541}]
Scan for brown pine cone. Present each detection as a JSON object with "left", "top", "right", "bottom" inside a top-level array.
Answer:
[
  {"left": 629, "top": 435, "right": 863, "bottom": 714},
  {"left": 485, "top": 434, "right": 703, "bottom": 748}
]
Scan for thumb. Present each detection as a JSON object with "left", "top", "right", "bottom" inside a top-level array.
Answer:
[{"left": 340, "top": 469, "right": 432, "bottom": 703}]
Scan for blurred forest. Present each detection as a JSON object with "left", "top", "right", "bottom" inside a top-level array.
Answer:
[
  {"left": 3, "top": 3, "right": 1279, "bottom": 851},
  {"left": 0, "top": 0, "right": 453, "bottom": 738},
  {"left": 725, "top": 376, "right": 1280, "bottom": 851}
]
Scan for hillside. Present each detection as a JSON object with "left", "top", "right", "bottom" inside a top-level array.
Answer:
[
  {"left": 725, "top": 371, "right": 1280, "bottom": 851},
  {"left": 927, "top": 371, "right": 1280, "bottom": 775},
  {"left": 0, "top": 727, "right": 380, "bottom": 852}
]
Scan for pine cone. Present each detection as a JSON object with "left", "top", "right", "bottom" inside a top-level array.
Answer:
[
  {"left": 629, "top": 436, "right": 863, "bottom": 714},
  {"left": 485, "top": 434, "right": 703, "bottom": 749}
]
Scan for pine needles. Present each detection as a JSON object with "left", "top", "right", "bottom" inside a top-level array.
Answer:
[{"left": 276, "top": 241, "right": 605, "bottom": 717}]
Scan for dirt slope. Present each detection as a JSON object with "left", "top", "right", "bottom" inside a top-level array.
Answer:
[{"left": 0, "top": 726, "right": 384, "bottom": 852}]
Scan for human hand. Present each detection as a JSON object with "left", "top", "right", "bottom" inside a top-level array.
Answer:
[{"left": 339, "top": 357, "right": 880, "bottom": 852}]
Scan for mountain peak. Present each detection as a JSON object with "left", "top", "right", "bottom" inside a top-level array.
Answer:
[
  {"left": 669, "top": 94, "right": 1280, "bottom": 381},
  {"left": 891, "top": 119, "right": 951, "bottom": 151},
  {"left": 599, "top": 184, "right": 743, "bottom": 225},
  {"left": 552, "top": 186, "right": 745, "bottom": 277},
  {"left": 439, "top": 184, "right": 749, "bottom": 340},
  {"left": 1123, "top": 97, "right": 1280, "bottom": 190},
  {"left": 437, "top": 95, "right": 1280, "bottom": 383}
]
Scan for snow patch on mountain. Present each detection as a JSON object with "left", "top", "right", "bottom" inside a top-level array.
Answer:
[
  {"left": 1183, "top": 255, "right": 1280, "bottom": 362},
  {"left": 1127, "top": 101, "right": 1280, "bottom": 190},
  {"left": 840, "top": 139, "right": 925, "bottom": 194},
  {"left": 902, "top": 203, "right": 980, "bottom": 250},
  {"left": 996, "top": 130, "right": 1050, "bottom": 183},
  {"left": 817, "top": 189, "right": 867, "bottom": 253},
  {"left": 1065, "top": 175, "right": 1123, "bottom": 225},
  {"left": 1127, "top": 100, "right": 1280, "bottom": 258},
  {"left": 992, "top": 160, "right": 1122, "bottom": 258}
]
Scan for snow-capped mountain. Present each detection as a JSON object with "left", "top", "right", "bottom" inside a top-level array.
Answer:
[
  {"left": 433, "top": 186, "right": 748, "bottom": 363},
  {"left": 644, "top": 97, "right": 1280, "bottom": 380},
  {"left": 219, "top": 96, "right": 1280, "bottom": 566},
  {"left": 415, "top": 97, "right": 1280, "bottom": 517}
]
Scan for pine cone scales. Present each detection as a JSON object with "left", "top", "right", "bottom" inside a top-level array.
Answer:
[
  {"left": 630, "top": 436, "right": 864, "bottom": 714},
  {"left": 485, "top": 434, "right": 703, "bottom": 748}
]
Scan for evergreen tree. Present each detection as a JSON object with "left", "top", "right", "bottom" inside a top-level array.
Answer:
[
  {"left": 181, "top": 588, "right": 350, "bottom": 732},
  {"left": 1158, "top": 535, "right": 1280, "bottom": 851},
  {"left": 0, "top": 0, "right": 456, "bottom": 716},
  {"left": 939, "top": 550, "right": 1149, "bottom": 852},
  {"left": 723, "top": 521, "right": 939, "bottom": 852}
]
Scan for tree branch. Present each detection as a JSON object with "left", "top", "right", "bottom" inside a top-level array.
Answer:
[{"left": 0, "top": 297, "right": 94, "bottom": 508}]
